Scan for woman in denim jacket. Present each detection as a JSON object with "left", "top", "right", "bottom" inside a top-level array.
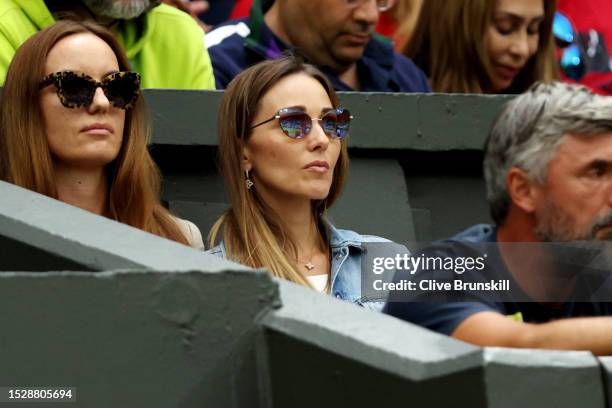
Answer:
[{"left": 207, "top": 56, "right": 398, "bottom": 311}]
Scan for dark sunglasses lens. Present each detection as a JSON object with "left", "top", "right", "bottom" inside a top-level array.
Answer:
[
  {"left": 104, "top": 73, "right": 140, "bottom": 108},
  {"left": 321, "top": 111, "right": 337, "bottom": 136},
  {"left": 60, "top": 76, "right": 94, "bottom": 107},
  {"left": 333, "top": 108, "right": 351, "bottom": 139},
  {"left": 553, "top": 12, "right": 574, "bottom": 48},
  {"left": 280, "top": 112, "right": 311, "bottom": 138},
  {"left": 561, "top": 44, "right": 585, "bottom": 80}
]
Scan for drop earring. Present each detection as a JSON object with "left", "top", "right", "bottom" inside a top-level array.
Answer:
[{"left": 245, "top": 170, "right": 254, "bottom": 190}]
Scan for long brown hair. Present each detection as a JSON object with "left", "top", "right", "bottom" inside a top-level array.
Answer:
[
  {"left": 406, "top": 0, "right": 558, "bottom": 93},
  {"left": 208, "top": 56, "right": 349, "bottom": 286},
  {"left": 0, "top": 20, "right": 189, "bottom": 245},
  {"left": 391, "top": 0, "right": 424, "bottom": 51}
]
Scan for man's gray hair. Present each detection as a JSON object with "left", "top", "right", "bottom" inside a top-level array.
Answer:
[{"left": 484, "top": 82, "right": 612, "bottom": 225}]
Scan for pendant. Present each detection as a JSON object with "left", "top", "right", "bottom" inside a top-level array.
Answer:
[{"left": 304, "top": 262, "right": 315, "bottom": 271}]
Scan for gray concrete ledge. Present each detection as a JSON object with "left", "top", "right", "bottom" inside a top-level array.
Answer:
[
  {"left": 484, "top": 347, "right": 605, "bottom": 408},
  {"left": 144, "top": 90, "right": 513, "bottom": 150},
  {"left": 263, "top": 279, "right": 482, "bottom": 381},
  {"left": 0, "top": 181, "right": 247, "bottom": 272},
  {"left": 0, "top": 269, "right": 279, "bottom": 407}
]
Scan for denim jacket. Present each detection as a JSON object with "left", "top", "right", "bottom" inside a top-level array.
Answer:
[{"left": 207, "top": 220, "right": 397, "bottom": 312}]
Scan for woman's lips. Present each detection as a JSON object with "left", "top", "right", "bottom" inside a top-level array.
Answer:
[
  {"left": 81, "top": 123, "right": 113, "bottom": 135},
  {"left": 304, "top": 161, "right": 330, "bottom": 173},
  {"left": 494, "top": 64, "right": 520, "bottom": 81}
]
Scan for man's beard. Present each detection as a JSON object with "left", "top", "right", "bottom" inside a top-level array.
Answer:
[
  {"left": 81, "top": 0, "right": 157, "bottom": 19},
  {"left": 534, "top": 199, "right": 612, "bottom": 242}
]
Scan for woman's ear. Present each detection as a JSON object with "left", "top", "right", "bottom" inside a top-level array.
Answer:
[
  {"left": 241, "top": 145, "right": 252, "bottom": 173},
  {"left": 506, "top": 167, "right": 541, "bottom": 215}
]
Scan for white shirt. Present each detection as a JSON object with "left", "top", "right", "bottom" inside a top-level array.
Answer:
[{"left": 306, "top": 274, "right": 329, "bottom": 293}]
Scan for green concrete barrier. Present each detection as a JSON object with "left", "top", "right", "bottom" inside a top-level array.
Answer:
[
  {"left": 145, "top": 90, "right": 512, "bottom": 149},
  {"left": 260, "top": 279, "right": 486, "bottom": 407},
  {"left": 484, "top": 348, "right": 605, "bottom": 407},
  {"left": 0, "top": 181, "right": 239, "bottom": 272},
  {"left": 0, "top": 269, "right": 277, "bottom": 407}
]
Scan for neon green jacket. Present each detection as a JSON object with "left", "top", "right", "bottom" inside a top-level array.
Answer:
[{"left": 0, "top": 0, "right": 216, "bottom": 89}]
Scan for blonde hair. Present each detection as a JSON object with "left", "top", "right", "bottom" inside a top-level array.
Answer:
[
  {"left": 0, "top": 20, "right": 190, "bottom": 245},
  {"left": 405, "top": 0, "right": 558, "bottom": 93},
  {"left": 208, "top": 57, "right": 349, "bottom": 286}
]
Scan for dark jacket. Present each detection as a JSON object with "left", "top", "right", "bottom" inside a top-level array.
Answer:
[{"left": 206, "top": 0, "right": 431, "bottom": 92}]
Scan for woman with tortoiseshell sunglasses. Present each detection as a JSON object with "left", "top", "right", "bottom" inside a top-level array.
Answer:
[{"left": 0, "top": 20, "right": 203, "bottom": 249}]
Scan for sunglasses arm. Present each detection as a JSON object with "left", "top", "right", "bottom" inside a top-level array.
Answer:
[{"left": 250, "top": 115, "right": 278, "bottom": 130}]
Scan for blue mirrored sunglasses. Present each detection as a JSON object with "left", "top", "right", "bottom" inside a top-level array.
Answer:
[{"left": 251, "top": 107, "right": 353, "bottom": 139}]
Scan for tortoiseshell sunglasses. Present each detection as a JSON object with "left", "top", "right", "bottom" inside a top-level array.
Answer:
[{"left": 39, "top": 70, "right": 141, "bottom": 109}]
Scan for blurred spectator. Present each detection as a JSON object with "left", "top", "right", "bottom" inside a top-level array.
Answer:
[
  {"left": 0, "top": 20, "right": 204, "bottom": 248},
  {"left": 0, "top": 0, "right": 215, "bottom": 89},
  {"left": 225, "top": 0, "right": 422, "bottom": 49},
  {"left": 385, "top": 82, "right": 612, "bottom": 355},
  {"left": 407, "top": 0, "right": 558, "bottom": 93},
  {"left": 376, "top": 0, "right": 422, "bottom": 51},
  {"left": 207, "top": 56, "right": 403, "bottom": 310},
  {"left": 206, "top": 0, "right": 430, "bottom": 92},
  {"left": 555, "top": 0, "right": 612, "bottom": 94}
]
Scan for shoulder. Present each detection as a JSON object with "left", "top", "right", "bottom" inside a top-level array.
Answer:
[
  {"left": 206, "top": 18, "right": 251, "bottom": 49},
  {"left": 450, "top": 224, "right": 496, "bottom": 243},
  {"left": 0, "top": 0, "right": 21, "bottom": 18},
  {"left": 389, "top": 51, "right": 431, "bottom": 92},
  {"left": 173, "top": 217, "right": 204, "bottom": 250},
  {"left": 205, "top": 242, "right": 226, "bottom": 258},
  {"left": 148, "top": 3, "right": 200, "bottom": 24},
  {"left": 144, "top": 4, "right": 207, "bottom": 44},
  {"left": 325, "top": 221, "right": 394, "bottom": 247},
  {"left": 144, "top": 4, "right": 205, "bottom": 43},
  {"left": 0, "top": 0, "right": 48, "bottom": 33},
  {"left": 206, "top": 18, "right": 253, "bottom": 88}
]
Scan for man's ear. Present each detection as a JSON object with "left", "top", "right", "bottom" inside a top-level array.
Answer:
[{"left": 506, "top": 167, "right": 541, "bottom": 214}]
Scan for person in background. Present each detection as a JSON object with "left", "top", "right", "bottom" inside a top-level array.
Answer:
[
  {"left": 205, "top": 0, "right": 430, "bottom": 92},
  {"left": 224, "top": 0, "right": 422, "bottom": 50},
  {"left": 0, "top": 0, "right": 215, "bottom": 89},
  {"left": 406, "top": 0, "right": 558, "bottom": 93},
  {"left": 385, "top": 82, "right": 612, "bottom": 355},
  {"left": 0, "top": 20, "right": 204, "bottom": 249},
  {"left": 554, "top": 0, "right": 612, "bottom": 95},
  {"left": 207, "top": 56, "right": 397, "bottom": 310},
  {"left": 376, "top": 0, "right": 422, "bottom": 51}
]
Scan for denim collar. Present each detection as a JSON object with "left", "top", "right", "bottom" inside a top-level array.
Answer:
[
  {"left": 244, "top": 0, "right": 397, "bottom": 91},
  {"left": 324, "top": 218, "right": 365, "bottom": 251}
]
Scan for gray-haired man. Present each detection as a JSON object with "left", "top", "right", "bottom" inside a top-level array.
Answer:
[{"left": 385, "top": 82, "right": 612, "bottom": 354}]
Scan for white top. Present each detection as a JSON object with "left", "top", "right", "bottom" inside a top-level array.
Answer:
[
  {"left": 306, "top": 274, "right": 329, "bottom": 293},
  {"left": 173, "top": 217, "right": 205, "bottom": 250}
]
